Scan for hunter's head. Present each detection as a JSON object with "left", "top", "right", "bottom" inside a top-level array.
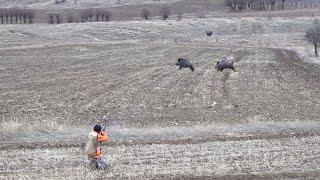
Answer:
[{"left": 93, "top": 124, "right": 102, "bottom": 133}]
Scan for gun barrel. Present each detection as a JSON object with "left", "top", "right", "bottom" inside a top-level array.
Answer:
[{"left": 102, "top": 125, "right": 107, "bottom": 132}]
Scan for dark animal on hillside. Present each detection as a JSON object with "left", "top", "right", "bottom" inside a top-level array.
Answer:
[
  {"left": 206, "top": 30, "right": 212, "bottom": 37},
  {"left": 215, "top": 59, "right": 236, "bottom": 72},
  {"left": 176, "top": 58, "right": 194, "bottom": 72}
]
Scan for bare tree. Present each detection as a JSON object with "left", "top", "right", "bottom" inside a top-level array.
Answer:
[
  {"left": 95, "top": 8, "right": 101, "bottom": 21},
  {"left": 48, "top": 13, "right": 54, "bottom": 24},
  {"left": 197, "top": 11, "right": 206, "bottom": 19},
  {"left": 141, "top": 8, "right": 151, "bottom": 20},
  {"left": 160, "top": 7, "right": 170, "bottom": 20},
  {"left": 269, "top": 0, "right": 277, "bottom": 10},
  {"left": 225, "top": 0, "right": 284, "bottom": 11},
  {"left": 16, "top": 9, "right": 22, "bottom": 23},
  {"left": 66, "top": 11, "right": 74, "bottom": 23},
  {"left": 306, "top": 19, "right": 320, "bottom": 57},
  {"left": 26, "top": 9, "right": 35, "bottom": 24},
  {"left": 79, "top": 9, "right": 90, "bottom": 22},
  {"left": 18, "top": 10, "right": 23, "bottom": 23},
  {"left": 4, "top": 9, "right": 9, "bottom": 24},
  {"left": 0, "top": 9, "right": 3, "bottom": 24},
  {"left": 22, "top": 10, "right": 28, "bottom": 24},
  {"left": 225, "top": 0, "right": 249, "bottom": 11},
  {"left": 280, "top": 0, "right": 286, "bottom": 9},
  {"left": 55, "top": 13, "right": 63, "bottom": 24},
  {"left": 11, "top": 8, "right": 19, "bottom": 24},
  {"left": 102, "top": 10, "right": 111, "bottom": 21},
  {"left": 79, "top": 9, "right": 93, "bottom": 22},
  {"left": 79, "top": 10, "right": 87, "bottom": 22},
  {"left": 8, "top": 8, "right": 14, "bottom": 24},
  {"left": 177, "top": 11, "right": 183, "bottom": 21},
  {"left": 86, "top": 9, "right": 94, "bottom": 22}
]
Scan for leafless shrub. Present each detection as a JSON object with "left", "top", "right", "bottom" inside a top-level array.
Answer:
[
  {"left": 225, "top": 0, "right": 248, "bottom": 11},
  {"left": 79, "top": 10, "right": 88, "bottom": 22},
  {"left": 95, "top": 8, "right": 102, "bottom": 21},
  {"left": 47, "top": 11, "right": 62, "bottom": 24},
  {"left": 197, "top": 12, "right": 205, "bottom": 19},
  {"left": 26, "top": 9, "right": 35, "bottom": 24},
  {"left": 87, "top": 9, "right": 94, "bottom": 22},
  {"left": 78, "top": 8, "right": 108, "bottom": 23},
  {"left": 280, "top": 0, "right": 286, "bottom": 9},
  {"left": 102, "top": 10, "right": 111, "bottom": 21},
  {"left": 0, "top": 8, "right": 35, "bottom": 24},
  {"left": 305, "top": 19, "right": 320, "bottom": 57},
  {"left": 18, "top": 10, "right": 23, "bottom": 23},
  {"left": 79, "top": 10, "right": 86, "bottom": 22},
  {"left": 177, "top": 11, "right": 183, "bottom": 21},
  {"left": 4, "top": 8, "right": 9, "bottom": 23},
  {"left": 0, "top": 9, "right": 4, "bottom": 24},
  {"left": 15, "top": 9, "right": 24, "bottom": 24},
  {"left": 160, "top": 7, "right": 170, "bottom": 20},
  {"left": 9, "top": 8, "right": 18, "bottom": 24},
  {"left": 0, "top": 8, "right": 8, "bottom": 24},
  {"left": 269, "top": 0, "right": 277, "bottom": 10},
  {"left": 225, "top": 0, "right": 290, "bottom": 11},
  {"left": 22, "top": 10, "right": 28, "bottom": 24},
  {"left": 141, "top": 8, "right": 151, "bottom": 20},
  {"left": 8, "top": 8, "right": 14, "bottom": 24},
  {"left": 48, "top": 13, "right": 54, "bottom": 24},
  {"left": 55, "top": 13, "right": 63, "bottom": 24},
  {"left": 66, "top": 11, "right": 75, "bottom": 23},
  {"left": 18, "top": 9, "right": 24, "bottom": 23},
  {"left": 80, "top": 9, "right": 94, "bottom": 22}
]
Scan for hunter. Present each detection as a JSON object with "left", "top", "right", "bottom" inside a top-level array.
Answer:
[{"left": 85, "top": 124, "right": 110, "bottom": 169}]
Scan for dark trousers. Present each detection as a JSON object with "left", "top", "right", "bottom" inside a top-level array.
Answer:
[{"left": 89, "top": 157, "right": 109, "bottom": 170}]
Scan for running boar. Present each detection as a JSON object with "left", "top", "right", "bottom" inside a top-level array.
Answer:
[
  {"left": 215, "top": 59, "right": 236, "bottom": 72},
  {"left": 176, "top": 58, "right": 195, "bottom": 72},
  {"left": 206, "top": 30, "right": 213, "bottom": 37}
]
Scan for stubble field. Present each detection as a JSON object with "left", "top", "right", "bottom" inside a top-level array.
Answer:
[{"left": 1, "top": 14, "right": 320, "bottom": 179}]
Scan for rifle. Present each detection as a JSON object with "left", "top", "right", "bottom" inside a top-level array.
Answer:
[{"left": 102, "top": 125, "right": 107, "bottom": 132}]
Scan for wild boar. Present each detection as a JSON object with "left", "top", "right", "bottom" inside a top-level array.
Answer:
[
  {"left": 176, "top": 58, "right": 195, "bottom": 72},
  {"left": 215, "top": 59, "right": 236, "bottom": 72}
]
